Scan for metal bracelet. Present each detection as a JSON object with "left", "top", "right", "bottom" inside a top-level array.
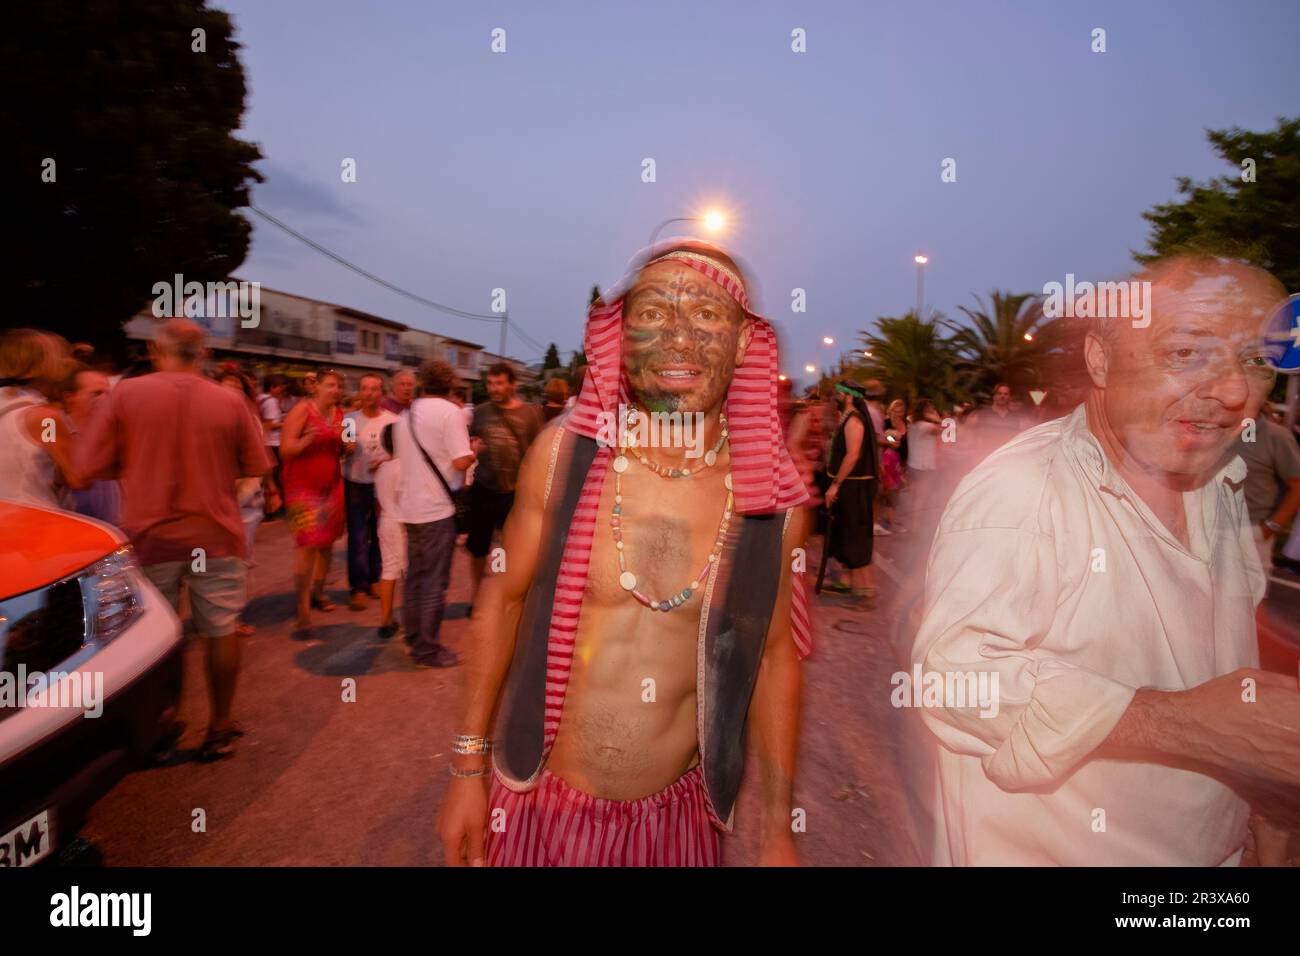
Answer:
[
  {"left": 449, "top": 765, "right": 487, "bottom": 779},
  {"left": 452, "top": 734, "right": 493, "bottom": 756}
]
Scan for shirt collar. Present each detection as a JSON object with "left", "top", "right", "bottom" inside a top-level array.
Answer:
[{"left": 1064, "top": 401, "right": 1248, "bottom": 497}]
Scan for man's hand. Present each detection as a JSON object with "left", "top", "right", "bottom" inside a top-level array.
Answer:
[
  {"left": 438, "top": 775, "right": 489, "bottom": 867},
  {"left": 437, "top": 421, "right": 559, "bottom": 866}
]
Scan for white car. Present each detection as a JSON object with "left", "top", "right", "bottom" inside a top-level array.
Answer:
[{"left": 0, "top": 500, "right": 182, "bottom": 867}]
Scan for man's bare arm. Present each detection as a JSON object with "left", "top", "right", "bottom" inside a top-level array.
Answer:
[
  {"left": 832, "top": 415, "right": 863, "bottom": 482},
  {"left": 826, "top": 415, "right": 864, "bottom": 506},
  {"left": 451, "top": 421, "right": 556, "bottom": 771},
  {"left": 1098, "top": 669, "right": 1300, "bottom": 829},
  {"left": 747, "top": 507, "right": 809, "bottom": 864},
  {"left": 439, "top": 422, "right": 558, "bottom": 866},
  {"left": 1264, "top": 476, "right": 1300, "bottom": 535}
]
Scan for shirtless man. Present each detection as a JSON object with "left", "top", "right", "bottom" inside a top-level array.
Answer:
[{"left": 438, "top": 240, "right": 809, "bottom": 866}]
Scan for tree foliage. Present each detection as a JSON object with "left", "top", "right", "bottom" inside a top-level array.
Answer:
[
  {"left": 3, "top": 0, "right": 263, "bottom": 355},
  {"left": 854, "top": 311, "right": 964, "bottom": 409},
  {"left": 947, "top": 291, "right": 1067, "bottom": 397},
  {"left": 1137, "top": 117, "right": 1300, "bottom": 290}
]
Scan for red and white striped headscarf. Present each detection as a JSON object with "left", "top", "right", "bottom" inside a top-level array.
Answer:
[{"left": 559, "top": 239, "right": 814, "bottom": 663}]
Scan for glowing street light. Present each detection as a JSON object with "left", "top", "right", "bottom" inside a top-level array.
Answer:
[
  {"left": 863, "top": 350, "right": 873, "bottom": 358},
  {"left": 914, "top": 253, "right": 929, "bottom": 317},
  {"left": 778, "top": 374, "right": 787, "bottom": 382},
  {"left": 822, "top": 336, "right": 834, "bottom": 346},
  {"left": 804, "top": 364, "right": 816, "bottom": 374},
  {"left": 1023, "top": 332, "right": 1034, "bottom": 342},
  {"left": 650, "top": 209, "right": 729, "bottom": 247}
]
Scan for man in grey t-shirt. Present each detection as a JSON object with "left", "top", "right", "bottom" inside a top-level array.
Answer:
[
  {"left": 467, "top": 363, "right": 542, "bottom": 606},
  {"left": 1236, "top": 412, "right": 1300, "bottom": 574}
]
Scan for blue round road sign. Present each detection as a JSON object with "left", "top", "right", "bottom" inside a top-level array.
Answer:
[{"left": 1262, "top": 294, "right": 1300, "bottom": 373}]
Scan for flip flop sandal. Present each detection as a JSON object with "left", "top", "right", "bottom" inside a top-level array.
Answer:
[
  {"left": 198, "top": 727, "right": 241, "bottom": 762},
  {"left": 310, "top": 593, "right": 336, "bottom": 612}
]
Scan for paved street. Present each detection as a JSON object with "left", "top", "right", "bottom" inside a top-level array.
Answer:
[{"left": 70, "top": 520, "right": 929, "bottom": 867}]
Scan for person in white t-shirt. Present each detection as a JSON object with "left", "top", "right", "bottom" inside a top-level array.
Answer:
[
  {"left": 259, "top": 374, "right": 288, "bottom": 517},
  {"left": 374, "top": 424, "right": 405, "bottom": 639},
  {"left": 342, "top": 373, "right": 399, "bottom": 610},
  {"left": 904, "top": 398, "right": 943, "bottom": 533},
  {"left": 392, "top": 360, "right": 474, "bottom": 668}
]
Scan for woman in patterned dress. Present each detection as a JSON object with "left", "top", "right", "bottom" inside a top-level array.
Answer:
[{"left": 281, "top": 369, "right": 352, "bottom": 630}]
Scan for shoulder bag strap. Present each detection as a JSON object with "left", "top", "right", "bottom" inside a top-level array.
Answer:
[{"left": 406, "top": 403, "right": 457, "bottom": 503}]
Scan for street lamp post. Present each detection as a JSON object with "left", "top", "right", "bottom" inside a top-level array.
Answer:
[{"left": 914, "top": 254, "right": 929, "bottom": 318}]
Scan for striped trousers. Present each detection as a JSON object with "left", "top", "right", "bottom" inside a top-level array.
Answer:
[{"left": 487, "top": 766, "right": 720, "bottom": 867}]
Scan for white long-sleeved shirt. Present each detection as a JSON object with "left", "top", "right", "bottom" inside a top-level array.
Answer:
[{"left": 912, "top": 403, "right": 1264, "bottom": 866}]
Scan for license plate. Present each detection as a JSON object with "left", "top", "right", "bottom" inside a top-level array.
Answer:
[{"left": 0, "top": 809, "right": 55, "bottom": 867}]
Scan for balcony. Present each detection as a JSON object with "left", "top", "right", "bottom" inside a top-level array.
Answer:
[{"left": 234, "top": 326, "right": 332, "bottom": 357}]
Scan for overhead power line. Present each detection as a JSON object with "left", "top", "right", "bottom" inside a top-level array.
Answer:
[{"left": 248, "top": 204, "right": 501, "bottom": 324}]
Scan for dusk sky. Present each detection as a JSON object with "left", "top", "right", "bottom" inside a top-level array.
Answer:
[{"left": 227, "top": 0, "right": 1300, "bottom": 379}]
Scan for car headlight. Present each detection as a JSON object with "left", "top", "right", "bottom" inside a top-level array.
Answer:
[{"left": 86, "top": 547, "right": 143, "bottom": 643}]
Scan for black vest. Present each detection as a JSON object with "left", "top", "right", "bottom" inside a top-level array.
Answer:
[{"left": 492, "top": 432, "right": 787, "bottom": 827}]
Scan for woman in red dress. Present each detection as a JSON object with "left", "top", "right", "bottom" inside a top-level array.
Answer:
[{"left": 281, "top": 369, "right": 352, "bottom": 630}]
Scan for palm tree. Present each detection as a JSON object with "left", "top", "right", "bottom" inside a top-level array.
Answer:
[
  {"left": 947, "top": 291, "right": 1064, "bottom": 398},
  {"left": 854, "top": 310, "right": 965, "bottom": 409}
]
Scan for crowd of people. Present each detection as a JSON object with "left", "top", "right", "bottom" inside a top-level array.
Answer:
[
  {"left": 0, "top": 321, "right": 568, "bottom": 758},
  {"left": 779, "top": 375, "right": 1080, "bottom": 608}
]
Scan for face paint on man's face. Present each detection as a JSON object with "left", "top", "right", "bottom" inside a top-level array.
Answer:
[{"left": 621, "top": 261, "right": 747, "bottom": 414}]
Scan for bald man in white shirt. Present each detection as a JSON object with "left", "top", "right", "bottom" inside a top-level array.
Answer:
[{"left": 913, "top": 256, "right": 1300, "bottom": 866}]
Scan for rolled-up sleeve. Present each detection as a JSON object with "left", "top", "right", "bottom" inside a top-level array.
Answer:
[{"left": 912, "top": 524, "right": 1136, "bottom": 792}]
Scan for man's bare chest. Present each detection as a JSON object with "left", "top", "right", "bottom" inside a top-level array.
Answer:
[{"left": 583, "top": 466, "right": 731, "bottom": 612}]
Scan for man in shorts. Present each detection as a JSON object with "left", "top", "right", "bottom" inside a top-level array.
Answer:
[{"left": 78, "top": 319, "right": 270, "bottom": 761}]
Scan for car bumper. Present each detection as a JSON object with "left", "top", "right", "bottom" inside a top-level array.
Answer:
[{"left": 0, "top": 623, "right": 183, "bottom": 858}]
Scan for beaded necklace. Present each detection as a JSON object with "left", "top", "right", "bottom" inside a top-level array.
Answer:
[
  {"left": 621, "top": 408, "right": 730, "bottom": 477},
  {"left": 609, "top": 412, "right": 733, "bottom": 611}
]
